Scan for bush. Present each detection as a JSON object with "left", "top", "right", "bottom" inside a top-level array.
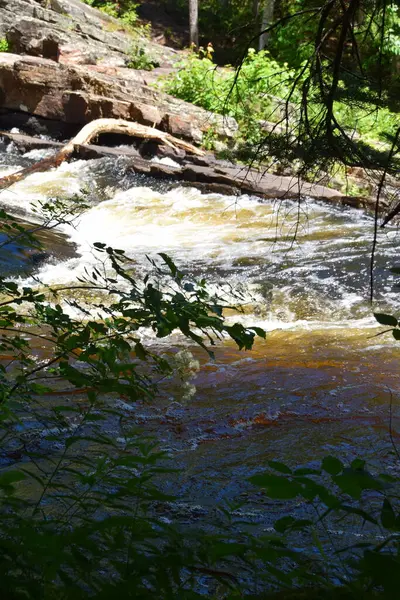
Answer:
[
  {"left": 0, "top": 199, "right": 268, "bottom": 598},
  {"left": 0, "top": 198, "right": 399, "bottom": 598},
  {"left": 82, "top": 0, "right": 139, "bottom": 28},
  {"left": 163, "top": 49, "right": 299, "bottom": 146},
  {"left": 126, "top": 43, "right": 159, "bottom": 70},
  {"left": 164, "top": 47, "right": 399, "bottom": 157}
]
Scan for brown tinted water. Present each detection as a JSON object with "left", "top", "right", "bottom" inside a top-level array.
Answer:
[{"left": 1, "top": 145, "right": 399, "bottom": 519}]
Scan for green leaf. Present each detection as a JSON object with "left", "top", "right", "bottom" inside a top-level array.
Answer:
[
  {"left": 250, "top": 326, "right": 266, "bottom": 339},
  {"left": 334, "top": 470, "right": 384, "bottom": 499},
  {"left": 268, "top": 460, "right": 292, "bottom": 474},
  {"left": 351, "top": 458, "right": 366, "bottom": 470},
  {"left": 274, "top": 516, "right": 296, "bottom": 532},
  {"left": 158, "top": 253, "right": 181, "bottom": 279},
  {"left": 210, "top": 542, "right": 246, "bottom": 560},
  {"left": 293, "top": 467, "right": 321, "bottom": 476},
  {"left": 134, "top": 342, "right": 147, "bottom": 360},
  {"left": 374, "top": 313, "right": 398, "bottom": 327},
  {"left": 249, "top": 474, "right": 301, "bottom": 499},
  {"left": 0, "top": 470, "right": 26, "bottom": 487},
  {"left": 322, "top": 456, "right": 343, "bottom": 475},
  {"left": 274, "top": 516, "right": 312, "bottom": 533},
  {"left": 381, "top": 498, "right": 397, "bottom": 530},
  {"left": 340, "top": 504, "right": 378, "bottom": 525}
]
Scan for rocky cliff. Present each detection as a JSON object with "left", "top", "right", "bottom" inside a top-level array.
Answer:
[{"left": 0, "top": 0, "right": 237, "bottom": 143}]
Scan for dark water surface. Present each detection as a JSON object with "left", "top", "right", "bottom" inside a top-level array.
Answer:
[{"left": 1, "top": 142, "right": 400, "bottom": 538}]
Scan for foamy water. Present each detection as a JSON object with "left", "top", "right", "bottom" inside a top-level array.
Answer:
[{"left": 1, "top": 148, "right": 399, "bottom": 334}]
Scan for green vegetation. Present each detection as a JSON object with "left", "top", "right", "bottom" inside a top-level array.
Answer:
[
  {"left": 2, "top": 0, "right": 400, "bottom": 597},
  {"left": 163, "top": 49, "right": 298, "bottom": 145},
  {"left": 126, "top": 43, "right": 159, "bottom": 70},
  {"left": 0, "top": 201, "right": 269, "bottom": 598},
  {"left": 164, "top": 50, "right": 398, "bottom": 153},
  {"left": 0, "top": 38, "right": 9, "bottom": 52},
  {"left": 162, "top": 0, "right": 400, "bottom": 195},
  {"left": 83, "top": 0, "right": 139, "bottom": 26}
]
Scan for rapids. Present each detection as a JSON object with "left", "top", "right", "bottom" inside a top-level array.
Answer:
[{"left": 1, "top": 142, "right": 400, "bottom": 526}]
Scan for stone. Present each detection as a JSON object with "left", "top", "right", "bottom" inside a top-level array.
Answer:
[
  {"left": 0, "top": 110, "right": 78, "bottom": 139},
  {"left": 0, "top": 0, "right": 240, "bottom": 145},
  {"left": 6, "top": 18, "right": 64, "bottom": 57},
  {"left": 42, "top": 37, "right": 60, "bottom": 61},
  {"left": 63, "top": 91, "right": 132, "bottom": 123},
  {"left": 163, "top": 113, "right": 193, "bottom": 139},
  {"left": 0, "top": 129, "right": 353, "bottom": 205},
  {"left": 130, "top": 103, "right": 162, "bottom": 127},
  {"left": 155, "top": 144, "right": 186, "bottom": 161}
]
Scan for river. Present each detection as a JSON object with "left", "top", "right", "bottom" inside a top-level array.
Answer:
[{"left": 1, "top": 141, "right": 400, "bottom": 531}]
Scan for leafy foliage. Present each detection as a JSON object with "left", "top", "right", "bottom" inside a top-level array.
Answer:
[
  {"left": 0, "top": 196, "right": 270, "bottom": 598},
  {"left": 126, "top": 43, "right": 159, "bottom": 70},
  {"left": 250, "top": 456, "right": 400, "bottom": 598},
  {"left": 0, "top": 38, "right": 9, "bottom": 52},
  {"left": 165, "top": 45, "right": 400, "bottom": 160},
  {"left": 163, "top": 48, "right": 299, "bottom": 148},
  {"left": 0, "top": 191, "right": 399, "bottom": 598},
  {"left": 82, "top": 0, "right": 139, "bottom": 27}
]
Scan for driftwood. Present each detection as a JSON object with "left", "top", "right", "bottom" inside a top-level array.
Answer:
[{"left": 0, "top": 118, "right": 205, "bottom": 190}]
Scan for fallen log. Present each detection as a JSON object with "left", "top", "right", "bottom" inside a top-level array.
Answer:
[{"left": 0, "top": 118, "right": 205, "bottom": 190}]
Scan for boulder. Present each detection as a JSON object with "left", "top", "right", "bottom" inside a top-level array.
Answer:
[
  {"left": 0, "top": 0, "right": 176, "bottom": 68},
  {"left": 0, "top": 54, "right": 238, "bottom": 143},
  {"left": 6, "top": 18, "right": 63, "bottom": 58}
]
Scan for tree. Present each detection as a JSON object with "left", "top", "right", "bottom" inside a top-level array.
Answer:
[
  {"left": 189, "top": 0, "right": 199, "bottom": 47},
  {"left": 259, "top": 0, "right": 275, "bottom": 50},
  {"left": 244, "top": 0, "right": 400, "bottom": 296}
]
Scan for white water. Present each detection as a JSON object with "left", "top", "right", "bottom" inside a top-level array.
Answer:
[{"left": 1, "top": 149, "right": 399, "bottom": 334}]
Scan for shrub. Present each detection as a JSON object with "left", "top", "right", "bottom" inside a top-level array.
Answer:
[
  {"left": 0, "top": 38, "right": 9, "bottom": 52},
  {"left": 164, "top": 48, "right": 399, "bottom": 156},
  {"left": 163, "top": 49, "right": 299, "bottom": 146},
  {"left": 126, "top": 43, "right": 159, "bottom": 70},
  {"left": 82, "top": 0, "right": 139, "bottom": 28},
  {"left": 0, "top": 197, "right": 399, "bottom": 598},
  {"left": 0, "top": 198, "right": 268, "bottom": 598}
]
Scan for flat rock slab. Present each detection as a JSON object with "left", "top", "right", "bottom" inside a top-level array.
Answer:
[
  {"left": 0, "top": 130, "right": 355, "bottom": 206},
  {"left": 0, "top": 53, "right": 237, "bottom": 145}
]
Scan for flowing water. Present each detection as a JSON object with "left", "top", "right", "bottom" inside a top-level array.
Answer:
[{"left": 1, "top": 141, "right": 400, "bottom": 528}]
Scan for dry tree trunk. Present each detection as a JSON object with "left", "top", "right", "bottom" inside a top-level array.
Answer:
[{"left": 0, "top": 118, "right": 205, "bottom": 190}]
